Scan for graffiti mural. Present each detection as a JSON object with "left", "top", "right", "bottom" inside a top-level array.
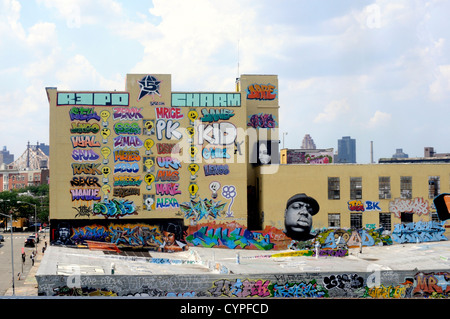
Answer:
[
  {"left": 392, "top": 221, "right": 447, "bottom": 244},
  {"left": 186, "top": 222, "right": 275, "bottom": 250},
  {"left": 246, "top": 83, "right": 277, "bottom": 100},
  {"left": 389, "top": 197, "right": 430, "bottom": 217},
  {"left": 50, "top": 220, "right": 187, "bottom": 250},
  {"left": 181, "top": 198, "right": 227, "bottom": 222},
  {"left": 247, "top": 113, "right": 277, "bottom": 129}
]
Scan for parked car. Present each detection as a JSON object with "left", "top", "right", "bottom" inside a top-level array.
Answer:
[
  {"left": 38, "top": 227, "right": 49, "bottom": 234},
  {"left": 24, "top": 236, "right": 35, "bottom": 247},
  {"left": 30, "top": 232, "right": 40, "bottom": 243}
]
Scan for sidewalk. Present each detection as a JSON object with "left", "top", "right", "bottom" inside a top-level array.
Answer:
[{"left": 3, "top": 237, "right": 47, "bottom": 297}]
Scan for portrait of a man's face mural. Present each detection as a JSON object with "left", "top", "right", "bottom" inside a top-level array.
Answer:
[{"left": 284, "top": 193, "right": 319, "bottom": 241}]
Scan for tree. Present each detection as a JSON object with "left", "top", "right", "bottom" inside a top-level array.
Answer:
[{"left": 0, "top": 184, "right": 49, "bottom": 228}]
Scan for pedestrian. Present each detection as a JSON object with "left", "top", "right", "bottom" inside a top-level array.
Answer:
[{"left": 30, "top": 252, "right": 35, "bottom": 266}]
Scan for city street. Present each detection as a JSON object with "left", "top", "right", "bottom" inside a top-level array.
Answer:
[{"left": 0, "top": 231, "right": 43, "bottom": 296}]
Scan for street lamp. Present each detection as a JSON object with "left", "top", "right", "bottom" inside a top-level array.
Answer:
[
  {"left": 0, "top": 199, "right": 14, "bottom": 296},
  {"left": 17, "top": 201, "right": 38, "bottom": 253},
  {"left": 282, "top": 132, "right": 288, "bottom": 149}
]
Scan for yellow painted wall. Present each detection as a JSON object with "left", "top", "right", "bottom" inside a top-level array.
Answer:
[{"left": 48, "top": 74, "right": 281, "bottom": 228}]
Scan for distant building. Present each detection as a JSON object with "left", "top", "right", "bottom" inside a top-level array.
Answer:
[
  {"left": 301, "top": 134, "right": 316, "bottom": 149},
  {"left": 280, "top": 148, "right": 334, "bottom": 164},
  {"left": 392, "top": 149, "right": 408, "bottom": 158},
  {"left": 0, "top": 146, "right": 14, "bottom": 165},
  {"left": 336, "top": 136, "right": 356, "bottom": 163},
  {"left": 379, "top": 147, "right": 450, "bottom": 163},
  {"left": 0, "top": 142, "right": 50, "bottom": 191}
]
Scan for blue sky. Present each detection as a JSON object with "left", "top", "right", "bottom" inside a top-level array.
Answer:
[{"left": 1, "top": 0, "right": 450, "bottom": 163}]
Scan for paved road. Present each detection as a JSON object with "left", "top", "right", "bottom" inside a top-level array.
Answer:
[{"left": 0, "top": 231, "right": 42, "bottom": 296}]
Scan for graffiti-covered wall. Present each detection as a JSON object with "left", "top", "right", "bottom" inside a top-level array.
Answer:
[
  {"left": 48, "top": 74, "right": 277, "bottom": 249},
  {"left": 36, "top": 269, "right": 450, "bottom": 298}
]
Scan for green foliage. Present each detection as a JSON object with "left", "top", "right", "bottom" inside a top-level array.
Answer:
[{"left": 0, "top": 184, "right": 49, "bottom": 224}]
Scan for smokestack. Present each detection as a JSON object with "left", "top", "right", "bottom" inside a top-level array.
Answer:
[{"left": 370, "top": 141, "right": 374, "bottom": 163}]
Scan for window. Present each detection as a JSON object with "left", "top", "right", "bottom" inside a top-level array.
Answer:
[
  {"left": 401, "top": 212, "right": 413, "bottom": 223},
  {"left": 379, "top": 213, "right": 391, "bottom": 231},
  {"left": 400, "top": 176, "right": 412, "bottom": 199},
  {"left": 428, "top": 176, "right": 440, "bottom": 199},
  {"left": 328, "top": 213, "right": 340, "bottom": 228},
  {"left": 350, "top": 177, "right": 362, "bottom": 200},
  {"left": 431, "top": 212, "right": 439, "bottom": 222},
  {"left": 350, "top": 213, "right": 362, "bottom": 229},
  {"left": 328, "top": 177, "right": 340, "bottom": 200},
  {"left": 379, "top": 177, "right": 391, "bottom": 199}
]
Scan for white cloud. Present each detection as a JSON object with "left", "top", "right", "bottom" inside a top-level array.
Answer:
[
  {"left": 429, "top": 64, "right": 450, "bottom": 101},
  {"left": 314, "top": 98, "right": 351, "bottom": 123},
  {"left": 367, "top": 110, "right": 392, "bottom": 128},
  {"left": 55, "top": 54, "right": 123, "bottom": 91}
]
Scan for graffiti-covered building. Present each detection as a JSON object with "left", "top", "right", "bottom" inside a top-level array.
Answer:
[
  {"left": 47, "top": 73, "right": 449, "bottom": 252},
  {"left": 47, "top": 74, "right": 282, "bottom": 251}
]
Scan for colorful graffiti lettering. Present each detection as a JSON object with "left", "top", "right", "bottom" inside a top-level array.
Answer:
[
  {"left": 247, "top": 113, "right": 277, "bottom": 129},
  {"left": 155, "top": 119, "right": 182, "bottom": 140},
  {"left": 156, "top": 170, "right": 180, "bottom": 182},
  {"left": 315, "top": 228, "right": 392, "bottom": 249},
  {"left": 246, "top": 83, "right": 277, "bottom": 100},
  {"left": 156, "top": 143, "right": 182, "bottom": 155},
  {"left": 113, "top": 187, "right": 140, "bottom": 198},
  {"left": 181, "top": 198, "right": 226, "bottom": 221},
  {"left": 71, "top": 135, "right": 100, "bottom": 148},
  {"left": 347, "top": 200, "right": 381, "bottom": 212},
  {"left": 70, "top": 188, "right": 101, "bottom": 201},
  {"left": 69, "top": 107, "right": 101, "bottom": 122},
  {"left": 57, "top": 92, "right": 129, "bottom": 106},
  {"left": 113, "top": 107, "right": 143, "bottom": 121},
  {"left": 202, "top": 147, "right": 230, "bottom": 160},
  {"left": 413, "top": 272, "right": 450, "bottom": 298},
  {"left": 209, "top": 278, "right": 326, "bottom": 298},
  {"left": 113, "top": 136, "right": 144, "bottom": 149},
  {"left": 186, "top": 224, "right": 274, "bottom": 250},
  {"left": 92, "top": 199, "right": 137, "bottom": 218},
  {"left": 70, "top": 176, "right": 101, "bottom": 187},
  {"left": 172, "top": 93, "right": 241, "bottom": 107},
  {"left": 389, "top": 197, "right": 430, "bottom": 217},
  {"left": 156, "top": 157, "right": 182, "bottom": 170},
  {"left": 200, "top": 108, "right": 234, "bottom": 123},
  {"left": 72, "top": 163, "right": 102, "bottom": 175},
  {"left": 70, "top": 122, "right": 100, "bottom": 134},
  {"left": 204, "top": 164, "right": 230, "bottom": 176},
  {"left": 155, "top": 183, "right": 181, "bottom": 196},
  {"left": 364, "top": 285, "right": 409, "bottom": 299},
  {"left": 72, "top": 149, "right": 100, "bottom": 162},
  {"left": 113, "top": 176, "right": 142, "bottom": 187},
  {"left": 156, "top": 197, "right": 180, "bottom": 209},
  {"left": 155, "top": 107, "right": 183, "bottom": 119},
  {"left": 114, "top": 162, "right": 139, "bottom": 173},
  {"left": 209, "top": 279, "right": 271, "bottom": 298},
  {"left": 271, "top": 280, "right": 328, "bottom": 298},
  {"left": 114, "top": 150, "right": 141, "bottom": 162},
  {"left": 113, "top": 122, "right": 141, "bottom": 135},
  {"left": 392, "top": 221, "right": 447, "bottom": 244}
]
